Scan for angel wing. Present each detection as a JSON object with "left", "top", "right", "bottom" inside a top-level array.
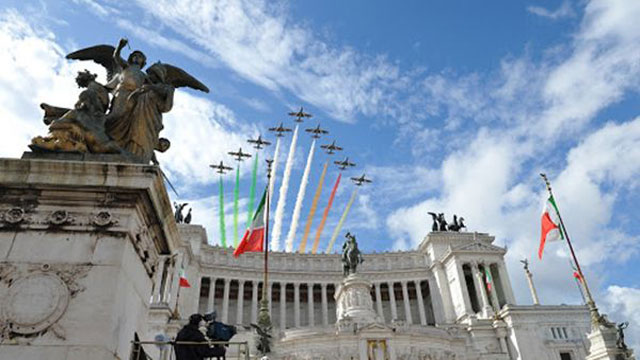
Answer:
[
  {"left": 147, "top": 63, "right": 209, "bottom": 93},
  {"left": 66, "top": 45, "right": 123, "bottom": 82}
]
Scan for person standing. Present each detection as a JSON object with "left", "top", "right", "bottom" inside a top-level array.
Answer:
[{"left": 174, "top": 314, "right": 226, "bottom": 360}]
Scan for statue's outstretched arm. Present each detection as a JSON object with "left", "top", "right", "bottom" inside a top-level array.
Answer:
[{"left": 113, "top": 38, "right": 128, "bottom": 69}]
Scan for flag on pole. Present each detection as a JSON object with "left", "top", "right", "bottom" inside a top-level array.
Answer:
[
  {"left": 179, "top": 266, "right": 191, "bottom": 288},
  {"left": 484, "top": 266, "right": 493, "bottom": 292},
  {"left": 571, "top": 262, "right": 583, "bottom": 283},
  {"left": 538, "top": 195, "right": 564, "bottom": 259},
  {"left": 233, "top": 189, "right": 267, "bottom": 257}
]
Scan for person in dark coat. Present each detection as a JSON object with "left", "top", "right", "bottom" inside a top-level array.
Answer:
[{"left": 174, "top": 314, "right": 226, "bottom": 360}]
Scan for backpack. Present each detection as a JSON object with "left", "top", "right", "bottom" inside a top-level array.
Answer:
[{"left": 206, "top": 321, "right": 237, "bottom": 342}]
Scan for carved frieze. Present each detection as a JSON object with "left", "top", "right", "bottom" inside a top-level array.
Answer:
[{"left": 0, "top": 262, "right": 91, "bottom": 342}]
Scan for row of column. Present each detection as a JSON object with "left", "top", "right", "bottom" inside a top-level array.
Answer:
[
  {"left": 459, "top": 261, "right": 511, "bottom": 317},
  {"left": 201, "top": 278, "right": 436, "bottom": 328}
]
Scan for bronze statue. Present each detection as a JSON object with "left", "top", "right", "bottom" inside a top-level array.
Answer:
[
  {"left": 31, "top": 70, "right": 121, "bottom": 154},
  {"left": 341, "top": 232, "right": 364, "bottom": 276},
  {"left": 616, "top": 322, "right": 629, "bottom": 350},
  {"left": 174, "top": 202, "right": 188, "bottom": 224},
  {"left": 250, "top": 323, "right": 272, "bottom": 354},
  {"left": 427, "top": 212, "right": 439, "bottom": 232},
  {"left": 447, "top": 215, "right": 466, "bottom": 232},
  {"left": 30, "top": 38, "right": 209, "bottom": 164}
]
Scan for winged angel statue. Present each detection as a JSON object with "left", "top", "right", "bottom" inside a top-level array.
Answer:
[{"left": 30, "top": 38, "right": 209, "bottom": 163}]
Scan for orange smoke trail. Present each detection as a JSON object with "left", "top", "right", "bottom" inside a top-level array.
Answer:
[
  {"left": 298, "top": 161, "right": 328, "bottom": 253},
  {"left": 311, "top": 173, "right": 341, "bottom": 254}
]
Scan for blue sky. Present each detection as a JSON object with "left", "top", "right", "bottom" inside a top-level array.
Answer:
[{"left": 0, "top": 0, "right": 639, "bottom": 349}]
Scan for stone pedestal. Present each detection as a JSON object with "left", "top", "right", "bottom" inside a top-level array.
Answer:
[
  {"left": 0, "top": 157, "right": 176, "bottom": 360},
  {"left": 586, "top": 322, "right": 635, "bottom": 360},
  {"left": 334, "top": 274, "right": 379, "bottom": 332}
]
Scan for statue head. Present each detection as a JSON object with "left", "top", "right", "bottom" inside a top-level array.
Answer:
[
  {"left": 127, "top": 50, "right": 147, "bottom": 68},
  {"left": 75, "top": 70, "right": 97, "bottom": 88}
]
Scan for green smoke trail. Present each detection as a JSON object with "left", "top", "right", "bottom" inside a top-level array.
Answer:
[
  {"left": 218, "top": 176, "right": 227, "bottom": 247},
  {"left": 247, "top": 152, "right": 259, "bottom": 228},
  {"left": 233, "top": 166, "right": 240, "bottom": 247},
  {"left": 326, "top": 188, "right": 358, "bottom": 254}
]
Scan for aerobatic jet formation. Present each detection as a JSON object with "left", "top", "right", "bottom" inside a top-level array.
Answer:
[
  {"left": 209, "top": 161, "right": 233, "bottom": 174},
  {"left": 320, "top": 140, "right": 343, "bottom": 154},
  {"left": 247, "top": 135, "right": 271, "bottom": 149},
  {"left": 228, "top": 148, "right": 252, "bottom": 161}
]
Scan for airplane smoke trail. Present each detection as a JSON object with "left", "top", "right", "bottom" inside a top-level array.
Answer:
[
  {"left": 271, "top": 126, "right": 299, "bottom": 251},
  {"left": 311, "top": 173, "right": 341, "bottom": 254},
  {"left": 298, "top": 161, "right": 328, "bottom": 253},
  {"left": 218, "top": 176, "right": 227, "bottom": 247},
  {"left": 233, "top": 166, "right": 240, "bottom": 247},
  {"left": 246, "top": 152, "right": 259, "bottom": 227},
  {"left": 325, "top": 188, "right": 358, "bottom": 254},
  {"left": 285, "top": 139, "right": 316, "bottom": 252},
  {"left": 268, "top": 137, "right": 281, "bottom": 204}
]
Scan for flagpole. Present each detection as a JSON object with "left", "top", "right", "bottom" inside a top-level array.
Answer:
[
  {"left": 256, "top": 159, "right": 274, "bottom": 354},
  {"left": 540, "top": 173, "right": 600, "bottom": 325}
]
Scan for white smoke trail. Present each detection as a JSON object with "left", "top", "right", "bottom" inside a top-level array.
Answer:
[
  {"left": 268, "top": 137, "right": 281, "bottom": 203},
  {"left": 285, "top": 139, "right": 316, "bottom": 252},
  {"left": 271, "top": 126, "right": 299, "bottom": 251}
]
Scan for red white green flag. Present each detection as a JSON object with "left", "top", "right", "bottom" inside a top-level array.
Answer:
[
  {"left": 538, "top": 195, "right": 564, "bottom": 259},
  {"left": 571, "top": 262, "right": 583, "bottom": 283},
  {"left": 233, "top": 189, "right": 266, "bottom": 257},
  {"left": 179, "top": 266, "right": 191, "bottom": 288},
  {"left": 484, "top": 267, "right": 493, "bottom": 292}
]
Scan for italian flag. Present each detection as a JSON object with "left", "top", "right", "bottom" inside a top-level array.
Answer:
[
  {"left": 179, "top": 266, "right": 191, "bottom": 288},
  {"left": 233, "top": 189, "right": 266, "bottom": 257},
  {"left": 484, "top": 267, "right": 493, "bottom": 292},
  {"left": 538, "top": 195, "right": 564, "bottom": 259}
]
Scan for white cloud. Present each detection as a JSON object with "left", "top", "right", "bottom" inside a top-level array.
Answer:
[
  {"left": 601, "top": 285, "right": 640, "bottom": 351},
  {"left": 527, "top": 1, "right": 575, "bottom": 20},
  {"left": 0, "top": 9, "right": 254, "bottom": 191}
]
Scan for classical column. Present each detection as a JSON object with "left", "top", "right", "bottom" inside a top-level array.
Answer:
[
  {"left": 375, "top": 283, "right": 384, "bottom": 322},
  {"left": 280, "top": 282, "right": 287, "bottom": 329},
  {"left": 387, "top": 282, "right": 398, "bottom": 321},
  {"left": 498, "top": 262, "right": 517, "bottom": 304},
  {"left": 267, "top": 282, "right": 273, "bottom": 315},
  {"left": 321, "top": 283, "right": 328, "bottom": 327},
  {"left": 455, "top": 262, "right": 473, "bottom": 314},
  {"left": 221, "top": 278, "right": 231, "bottom": 323},
  {"left": 236, "top": 280, "right": 245, "bottom": 325},
  {"left": 152, "top": 256, "right": 166, "bottom": 303},
  {"left": 251, "top": 281, "right": 258, "bottom": 324},
  {"left": 471, "top": 262, "right": 492, "bottom": 317},
  {"left": 433, "top": 262, "right": 456, "bottom": 322},
  {"left": 168, "top": 254, "right": 182, "bottom": 307},
  {"left": 208, "top": 277, "right": 216, "bottom": 312},
  {"left": 485, "top": 264, "right": 501, "bottom": 310},
  {"left": 414, "top": 280, "right": 427, "bottom": 325},
  {"left": 401, "top": 281, "right": 412, "bottom": 324},
  {"left": 308, "top": 283, "right": 315, "bottom": 327},
  {"left": 294, "top": 283, "right": 301, "bottom": 327}
]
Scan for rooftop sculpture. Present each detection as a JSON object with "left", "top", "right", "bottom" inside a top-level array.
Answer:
[{"left": 30, "top": 38, "right": 209, "bottom": 164}]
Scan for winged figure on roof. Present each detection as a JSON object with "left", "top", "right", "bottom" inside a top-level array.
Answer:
[{"left": 30, "top": 38, "right": 209, "bottom": 164}]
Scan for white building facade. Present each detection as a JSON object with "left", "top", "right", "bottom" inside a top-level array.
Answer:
[{"left": 149, "top": 224, "right": 591, "bottom": 360}]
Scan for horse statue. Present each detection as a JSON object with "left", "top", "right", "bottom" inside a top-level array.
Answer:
[{"left": 341, "top": 232, "right": 364, "bottom": 276}]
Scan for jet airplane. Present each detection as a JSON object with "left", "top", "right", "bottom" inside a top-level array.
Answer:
[
  {"left": 320, "top": 140, "right": 343, "bottom": 154},
  {"left": 334, "top": 157, "right": 356, "bottom": 170},
  {"left": 228, "top": 148, "right": 252, "bottom": 162},
  {"left": 351, "top": 173, "right": 372, "bottom": 186},
  {"left": 268, "top": 122, "right": 292, "bottom": 137},
  {"left": 209, "top": 161, "right": 233, "bottom": 174},
  {"left": 247, "top": 135, "right": 271, "bottom": 149},
  {"left": 305, "top": 124, "right": 329, "bottom": 139},
  {"left": 288, "top": 107, "right": 313, "bottom": 122}
]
